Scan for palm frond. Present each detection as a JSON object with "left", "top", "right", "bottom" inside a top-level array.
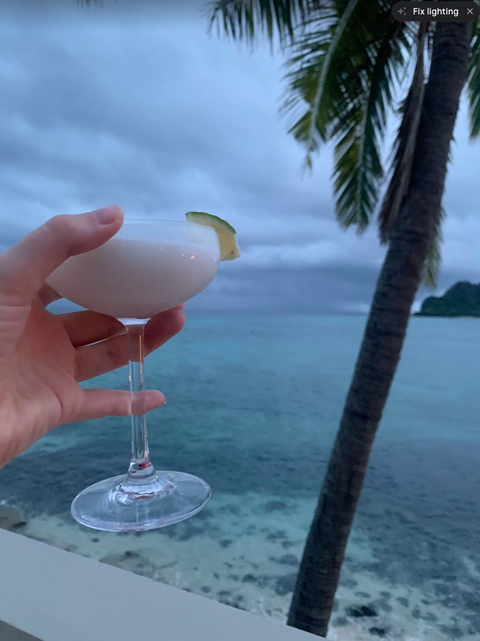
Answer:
[
  {"left": 422, "top": 206, "right": 445, "bottom": 287},
  {"left": 332, "top": 15, "right": 408, "bottom": 230},
  {"left": 284, "top": 0, "right": 362, "bottom": 158},
  {"left": 284, "top": 0, "right": 412, "bottom": 229},
  {"left": 205, "top": 0, "right": 316, "bottom": 47},
  {"left": 305, "top": 0, "right": 364, "bottom": 160},
  {"left": 467, "top": 25, "right": 480, "bottom": 138},
  {"left": 378, "top": 24, "right": 426, "bottom": 242},
  {"left": 281, "top": 12, "right": 338, "bottom": 149}
]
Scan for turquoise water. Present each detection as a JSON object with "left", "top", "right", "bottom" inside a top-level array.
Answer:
[{"left": 1, "top": 314, "right": 480, "bottom": 640}]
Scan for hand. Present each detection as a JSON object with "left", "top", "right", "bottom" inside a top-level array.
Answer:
[{"left": 0, "top": 206, "right": 185, "bottom": 468}]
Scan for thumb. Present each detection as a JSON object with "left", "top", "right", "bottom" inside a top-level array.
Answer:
[{"left": 0, "top": 205, "right": 124, "bottom": 302}]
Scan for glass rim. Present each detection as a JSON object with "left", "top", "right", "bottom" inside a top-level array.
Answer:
[
  {"left": 120, "top": 218, "right": 219, "bottom": 236},
  {"left": 122, "top": 218, "right": 207, "bottom": 226},
  {"left": 119, "top": 218, "right": 219, "bottom": 237}
]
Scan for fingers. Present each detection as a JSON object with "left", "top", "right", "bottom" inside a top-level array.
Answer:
[
  {"left": 78, "top": 388, "right": 165, "bottom": 421},
  {"left": 60, "top": 310, "right": 125, "bottom": 347},
  {"left": 75, "top": 307, "right": 186, "bottom": 382},
  {"left": 38, "top": 283, "right": 62, "bottom": 306},
  {"left": 0, "top": 205, "right": 124, "bottom": 303}
]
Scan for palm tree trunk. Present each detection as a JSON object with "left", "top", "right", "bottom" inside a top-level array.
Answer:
[{"left": 287, "top": 20, "right": 472, "bottom": 637}]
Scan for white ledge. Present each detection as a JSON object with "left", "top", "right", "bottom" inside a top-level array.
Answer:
[{"left": 0, "top": 529, "right": 315, "bottom": 641}]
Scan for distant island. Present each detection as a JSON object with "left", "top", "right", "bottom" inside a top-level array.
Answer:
[{"left": 416, "top": 281, "right": 480, "bottom": 317}]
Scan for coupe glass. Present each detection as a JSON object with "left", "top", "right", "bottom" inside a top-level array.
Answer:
[{"left": 46, "top": 219, "right": 220, "bottom": 531}]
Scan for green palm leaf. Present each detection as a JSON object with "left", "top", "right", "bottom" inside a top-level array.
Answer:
[
  {"left": 332, "top": 15, "right": 408, "bottom": 230},
  {"left": 467, "top": 25, "right": 480, "bottom": 138},
  {"left": 302, "top": 0, "right": 361, "bottom": 158},
  {"left": 283, "top": 0, "right": 363, "bottom": 155},
  {"left": 379, "top": 25, "right": 426, "bottom": 242},
  {"left": 284, "top": 1, "right": 412, "bottom": 229},
  {"left": 205, "top": 0, "right": 316, "bottom": 46},
  {"left": 281, "top": 12, "right": 340, "bottom": 149}
]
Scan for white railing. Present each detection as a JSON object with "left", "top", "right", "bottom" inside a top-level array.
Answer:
[{"left": 0, "top": 529, "right": 314, "bottom": 641}]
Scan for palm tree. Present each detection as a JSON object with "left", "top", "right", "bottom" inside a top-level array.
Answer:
[{"left": 207, "top": 0, "right": 478, "bottom": 636}]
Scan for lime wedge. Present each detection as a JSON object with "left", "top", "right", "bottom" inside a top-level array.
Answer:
[{"left": 185, "top": 211, "right": 241, "bottom": 261}]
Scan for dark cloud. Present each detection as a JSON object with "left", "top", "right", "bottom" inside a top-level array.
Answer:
[{"left": 0, "top": 1, "right": 478, "bottom": 312}]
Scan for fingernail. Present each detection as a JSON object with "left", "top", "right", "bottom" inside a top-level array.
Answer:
[{"left": 94, "top": 205, "right": 123, "bottom": 225}]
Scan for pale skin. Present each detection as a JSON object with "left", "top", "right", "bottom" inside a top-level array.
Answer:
[{"left": 0, "top": 205, "right": 185, "bottom": 468}]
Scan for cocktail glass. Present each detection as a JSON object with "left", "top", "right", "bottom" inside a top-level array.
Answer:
[{"left": 46, "top": 219, "right": 220, "bottom": 532}]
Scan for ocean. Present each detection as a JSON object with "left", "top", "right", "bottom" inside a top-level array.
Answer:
[{"left": 1, "top": 314, "right": 479, "bottom": 641}]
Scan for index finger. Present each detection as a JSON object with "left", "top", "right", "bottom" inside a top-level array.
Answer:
[{"left": 0, "top": 206, "right": 123, "bottom": 303}]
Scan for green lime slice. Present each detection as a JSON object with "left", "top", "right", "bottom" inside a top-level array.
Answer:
[{"left": 185, "top": 211, "right": 241, "bottom": 261}]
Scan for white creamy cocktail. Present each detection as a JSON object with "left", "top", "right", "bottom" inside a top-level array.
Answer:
[{"left": 47, "top": 232, "right": 220, "bottom": 319}]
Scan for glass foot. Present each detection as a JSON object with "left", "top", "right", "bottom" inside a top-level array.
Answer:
[{"left": 71, "top": 471, "right": 211, "bottom": 532}]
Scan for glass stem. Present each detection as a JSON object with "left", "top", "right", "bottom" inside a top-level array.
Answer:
[{"left": 125, "top": 322, "right": 156, "bottom": 482}]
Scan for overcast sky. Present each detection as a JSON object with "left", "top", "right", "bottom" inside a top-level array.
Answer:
[{"left": 0, "top": 0, "right": 479, "bottom": 313}]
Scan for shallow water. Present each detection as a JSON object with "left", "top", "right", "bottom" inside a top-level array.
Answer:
[{"left": 1, "top": 314, "right": 480, "bottom": 640}]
